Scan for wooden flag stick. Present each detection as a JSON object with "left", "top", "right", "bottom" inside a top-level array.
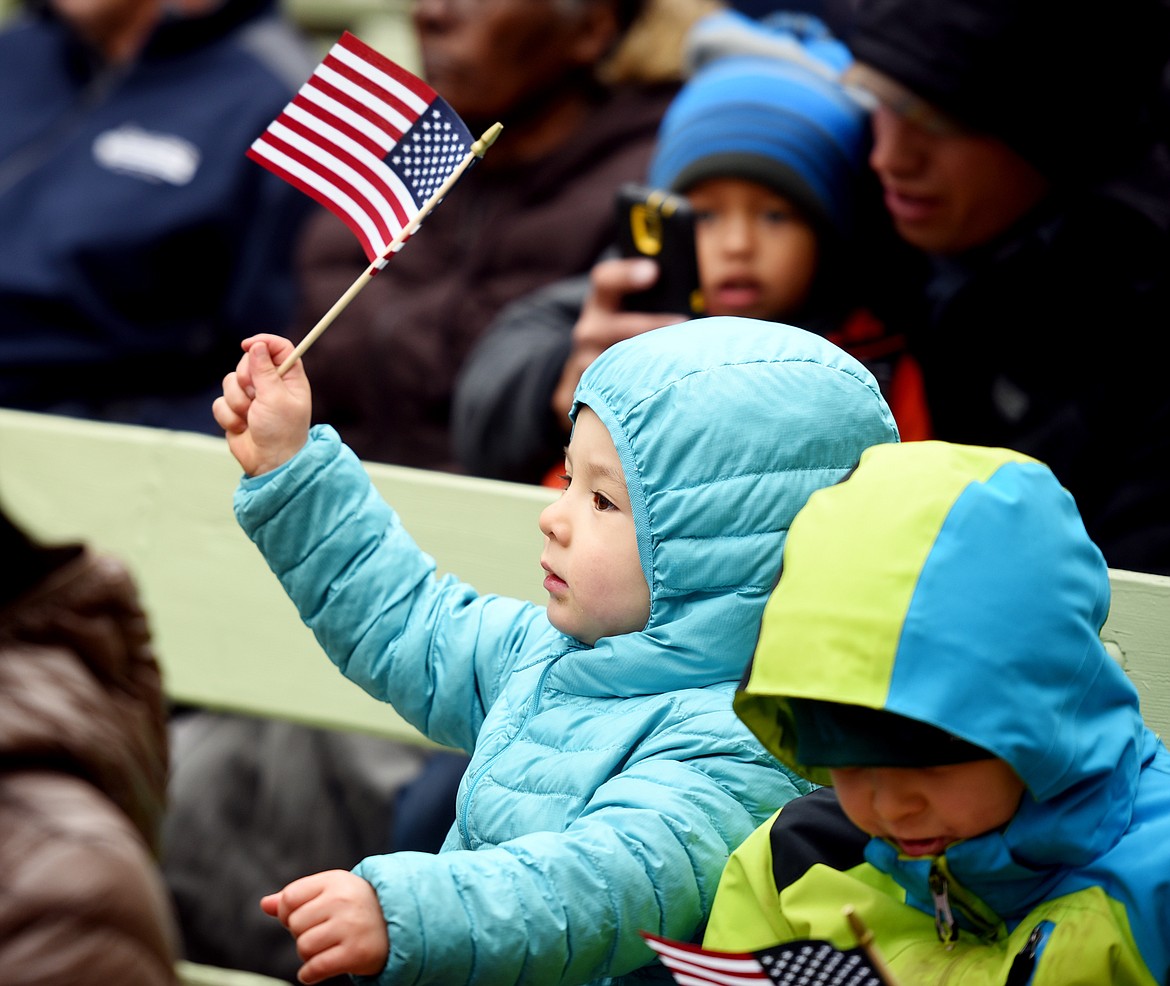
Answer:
[
  {"left": 843, "top": 906, "right": 901, "bottom": 986},
  {"left": 277, "top": 121, "right": 504, "bottom": 377}
]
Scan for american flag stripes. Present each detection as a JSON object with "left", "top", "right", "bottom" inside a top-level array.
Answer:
[
  {"left": 641, "top": 932, "right": 888, "bottom": 986},
  {"left": 247, "top": 32, "right": 475, "bottom": 266}
]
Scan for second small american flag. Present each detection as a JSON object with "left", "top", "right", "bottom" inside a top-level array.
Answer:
[{"left": 641, "top": 931, "right": 888, "bottom": 986}]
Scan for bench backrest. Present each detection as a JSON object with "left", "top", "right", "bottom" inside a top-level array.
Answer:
[
  {"left": 2, "top": 408, "right": 1168, "bottom": 742},
  {"left": 0, "top": 409, "right": 552, "bottom": 744}
]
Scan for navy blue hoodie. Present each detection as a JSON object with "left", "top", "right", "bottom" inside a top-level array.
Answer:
[{"left": 0, "top": 0, "right": 314, "bottom": 432}]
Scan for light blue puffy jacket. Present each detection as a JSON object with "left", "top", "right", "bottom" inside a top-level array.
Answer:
[{"left": 234, "top": 318, "right": 900, "bottom": 985}]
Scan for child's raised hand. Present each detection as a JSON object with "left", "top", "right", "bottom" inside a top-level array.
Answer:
[
  {"left": 260, "top": 870, "right": 388, "bottom": 985},
  {"left": 213, "top": 334, "right": 312, "bottom": 477}
]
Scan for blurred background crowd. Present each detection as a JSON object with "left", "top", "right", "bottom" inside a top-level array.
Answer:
[{"left": 1, "top": 0, "right": 1167, "bottom": 981}]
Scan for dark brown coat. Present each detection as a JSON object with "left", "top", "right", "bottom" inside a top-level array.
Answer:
[{"left": 0, "top": 550, "right": 178, "bottom": 986}]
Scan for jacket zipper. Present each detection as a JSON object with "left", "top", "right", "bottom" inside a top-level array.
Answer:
[
  {"left": 929, "top": 861, "right": 959, "bottom": 946},
  {"left": 1005, "top": 920, "right": 1053, "bottom": 986}
]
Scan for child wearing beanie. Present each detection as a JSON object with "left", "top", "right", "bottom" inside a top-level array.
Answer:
[
  {"left": 648, "top": 10, "right": 870, "bottom": 331},
  {"left": 453, "top": 10, "right": 928, "bottom": 485},
  {"left": 700, "top": 440, "right": 1170, "bottom": 984}
]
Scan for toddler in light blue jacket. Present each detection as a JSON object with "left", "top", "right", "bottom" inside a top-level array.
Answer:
[{"left": 212, "top": 316, "right": 899, "bottom": 985}]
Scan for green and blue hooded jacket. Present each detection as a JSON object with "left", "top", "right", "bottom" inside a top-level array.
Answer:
[
  {"left": 233, "top": 317, "right": 899, "bottom": 985},
  {"left": 707, "top": 441, "right": 1170, "bottom": 984}
]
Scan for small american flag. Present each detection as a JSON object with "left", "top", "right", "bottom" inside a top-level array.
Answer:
[
  {"left": 247, "top": 31, "right": 474, "bottom": 267},
  {"left": 641, "top": 932, "right": 888, "bottom": 986}
]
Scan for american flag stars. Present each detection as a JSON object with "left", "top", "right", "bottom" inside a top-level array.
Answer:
[
  {"left": 391, "top": 110, "right": 469, "bottom": 201},
  {"left": 640, "top": 931, "right": 890, "bottom": 986}
]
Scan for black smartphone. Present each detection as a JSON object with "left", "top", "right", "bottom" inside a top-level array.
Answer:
[{"left": 614, "top": 183, "right": 705, "bottom": 316}]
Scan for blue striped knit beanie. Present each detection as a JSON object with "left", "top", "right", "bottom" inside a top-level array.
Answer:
[{"left": 647, "top": 11, "right": 870, "bottom": 240}]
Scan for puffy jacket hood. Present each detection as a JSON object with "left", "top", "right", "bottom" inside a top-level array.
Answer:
[
  {"left": 736, "top": 441, "right": 1156, "bottom": 912},
  {"left": 558, "top": 316, "right": 899, "bottom": 697}
]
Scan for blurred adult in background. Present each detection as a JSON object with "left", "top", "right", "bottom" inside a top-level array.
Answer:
[
  {"left": 294, "top": 0, "right": 718, "bottom": 469},
  {"left": 0, "top": 501, "right": 178, "bottom": 985},
  {"left": 0, "top": 0, "right": 315, "bottom": 434},
  {"left": 844, "top": 0, "right": 1170, "bottom": 574}
]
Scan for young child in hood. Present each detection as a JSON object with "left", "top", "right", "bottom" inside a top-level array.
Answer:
[
  {"left": 211, "top": 316, "right": 899, "bottom": 985},
  {"left": 704, "top": 440, "right": 1170, "bottom": 984}
]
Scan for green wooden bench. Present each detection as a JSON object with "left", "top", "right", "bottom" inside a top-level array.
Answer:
[
  {"left": 0, "top": 408, "right": 552, "bottom": 744},
  {"left": 2, "top": 408, "right": 1168, "bottom": 984}
]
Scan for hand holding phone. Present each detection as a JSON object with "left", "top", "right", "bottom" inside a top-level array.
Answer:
[{"left": 615, "top": 183, "right": 705, "bottom": 316}]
